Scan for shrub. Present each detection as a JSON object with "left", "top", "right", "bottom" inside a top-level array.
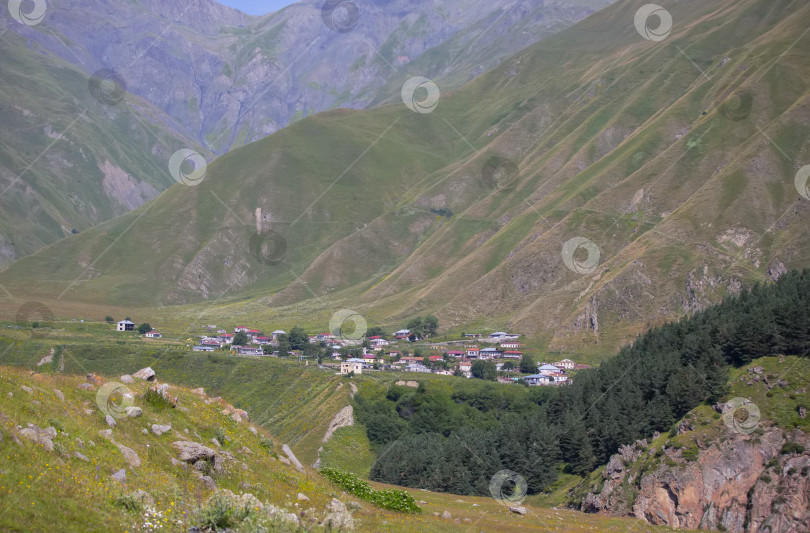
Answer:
[
  {"left": 194, "top": 493, "right": 252, "bottom": 531},
  {"left": 781, "top": 442, "right": 805, "bottom": 455},
  {"left": 320, "top": 468, "right": 419, "bottom": 513},
  {"left": 682, "top": 447, "right": 699, "bottom": 461},
  {"left": 143, "top": 389, "right": 174, "bottom": 410},
  {"left": 113, "top": 494, "right": 144, "bottom": 513},
  {"left": 258, "top": 435, "right": 274, "bottom": 453},
  {"left": 760, "top": 474, "right": 771, "bottom": 484}
]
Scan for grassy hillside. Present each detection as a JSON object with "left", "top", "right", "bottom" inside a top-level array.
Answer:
[
  {"left": 0, "top": 365, "right": 670, "bottom": 532},
  {"left": 2, "top": 0, "right": 810, "bottom": 361}
]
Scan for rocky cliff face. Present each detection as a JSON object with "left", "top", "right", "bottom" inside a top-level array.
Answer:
[{"left": 579, "top": 421, "right": 809, "bottom": 532}]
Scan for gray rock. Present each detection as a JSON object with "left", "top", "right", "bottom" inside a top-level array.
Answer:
[
  {"left": 442, "top": 511, "right": 452, "bottom": 519},
  {"left": 282, "top": 444, "right": 304, "bottom": 472},
  {"left": 172, "top": 441, "right": 216, "bottom": 463},
  {"left": 133, "top": 367, "right": 156, "bottom": 381},
  {"left": 323, "top": 498, "right": 354, "bottom": 531},
  {"left": 125, "top": 407, "right": 142, "bottom": 418},
  {"left": 509, "top": 506, "right": 528, "bottom": 515},
  {"left": 116, "top": 443, "right": 141, "bottom": 468},
  {"left": 105, "top": 415, "right": 117, "bottom": 428},
  {"left": 53, "top": 389, "right": 64, "bottom": 402},
  {"left": 297, "top": 492, "right": 310, "bottom": 501},
  {"left": 98, "top": 429, "right": 114, "bottom": 440},
  {"left": 111, "top": 469, "right": 126, "bottom": 484},
  {"left": 76, "top": 383, "right": 95, "bottom": 391},
  {"left": 120, "top": 375, "right": 135, "bottom": 384},
  {"left": 74, "top": 452, "right": 89, "bottom": 462},
  {"left": 151, "top": 424, "right": 172, "bottom": 436},
  {"left": 18, "top": 425, "right": 55, "bottom": 452},
  {"left": 211, "top": 438, "right": 221, "bottom": 448},
  {"left": 200, "top": 475, "right": 216, "bottom": 489},
  {"left": 131, "top": 489, "right": 154, "bottom": 506},
  {"left": 20, "top": 385, "right": 33, "bottom": 394}
]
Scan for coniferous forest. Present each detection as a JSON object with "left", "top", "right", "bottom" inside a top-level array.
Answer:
[{"left": 362, "top": 270, "right": 810, "bottom": 495}]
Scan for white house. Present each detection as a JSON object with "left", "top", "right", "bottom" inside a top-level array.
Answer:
[
  {"left": 537, "top": 363, "right": 562, "bottom": 375},
  {"left": 236, "top": 346, "right": 265, "bottom": 356},
  {"left": 405, "top": 363, "right": 431, "bottom": 373},
  {"left": 116, "top": 320, "right": 134, "bottom": 332},
  {"left": 145, "top": 330, "right": 161, "bottom": 338},
  {"left": 341, "top": 358, "right": 364, "bottom": 375},
  {"left": 234, "top": 326, "right": 250, "bottom": 333},
  {"left": 479, "top": 347, "right": 501, "bottom": 359},
  {"left": 272, "top": 330, "right": 287, "bottom": 340},
  {"left": 553, "top": 358, "right": 576, "bottom": 370}
]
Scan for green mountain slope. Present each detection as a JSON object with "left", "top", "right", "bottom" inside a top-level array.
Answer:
[{"left": 2, "top": 0, "right": 810, "bottom": 358}]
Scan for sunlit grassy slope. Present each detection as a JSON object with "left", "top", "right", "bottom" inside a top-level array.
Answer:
[
  {"left": 2, "top": 0, "right": 810, "bottom": 361},
  {"left": 0, "top": 365, "right": 672, "bottom": 532}
]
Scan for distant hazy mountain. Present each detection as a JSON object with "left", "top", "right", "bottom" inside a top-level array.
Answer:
[{"left": 0, "top": 0, "right": 608, "bottom": 263}]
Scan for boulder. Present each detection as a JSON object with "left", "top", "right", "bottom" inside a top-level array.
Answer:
[
  {"left": 76, "top": 383, "right": 95, "bottom": 391},
  {"left": 297, "top": 493, "right": 310, "bottom": 502},
  {"left": 323, "top": 498, "right": 354, "bottom": 531},
  {"left": 151, "top": 424, "right": 171, "bottom": 436},
  {"left": 120, "top": 375, "right": 135, "bottom": 384},
  {"left": 172, "top": 441, "right": 216, "bottom": 463},
  {"left": 282, "top": 444, "right": 304, "bottom": 472},
  {"left": 105, "top": 415, "right": 117, "bottom": 428},
  {"left": 110, "top": 469, "right": 126, "bottom": 484},
  {"left": 125, "top": 406, "right": 142, "bottom": 418},
  {"left": 235, "top": 409, "right": 249, "bottom": 421},
  {"left": 442, "top": 511, "right": 452, "bottom": 519},
  {"left": 74, "top": 452, "right": 89, "bottom": 462},
  {"left": 132, "top": 367, "right": 156, "bottom": 381},
  {"left": 211, "top": 438, "right": 221, "bottom": 448},
  {"left": 131, "top": 489, "right": 154, "bottom": 506},
  {"left": 116, "top": 443, "right": 141, "bottom": 468},
  {"left": 20, "top": 385, "right": 33, "bottom": 394},
  {"left": 18, "top": 425, "right": 56, "bottom": 452},
  {"left": 509, "top": 506, "right": 528, "bottom": 515}
]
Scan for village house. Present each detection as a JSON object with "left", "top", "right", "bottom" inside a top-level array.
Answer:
[
  {"left": 234, "top": 326, "right": 250, "bottom": 333},
  {"left": 193, "top": 345, "right": 216, "bottom": 352},
  {"left": 254, "top": 336, "right": 271, "bottom": 345},
  {"left": 341, "top": 358, "right": 364, "bottom": 375},
  {"left": 537, "top": 363, "right": 563, "bottom": 375},
  {"left": 552, "top": 358, "right": 576, "bottom": 370},
  {"left": 369, "top": 336, "right": 389, "bottom": 348},
  {"left": 499, "top": 341, "right": 523, "bottom": 349},
  {"left": 502, "top": 350, "right": 522, "bottom": 359},
  {"left": 235, "top": 345, "right": 265, "bottom": 356},
  {"left": 462, "top": 333, "right": 482, "bottom": 338},
  {"left": 218, "top": 333, "right": 234, "bottom": 344},
  {"left": 271, "top": 330, "right": 286, "bottom": 340},
  {"left": 465, "top": 347, "right": 480, "bottom": 358},
  {"left": 434, "top": 370, "right": 453, "bottom": 376},
  {"left": 479, "top": 347, "right": 501, "bottom": 359},
  {"left": 116, "top": 319, "right": 134, "bottom": 332},
  {"left": 145, "top": 330, "right": 161, "bottom": 338},
  {"left": 405, "top": 363, "right": 430, "bottom": 373},
  {"left": 446, "top": 350, "right": 465, "bottom": 358}
]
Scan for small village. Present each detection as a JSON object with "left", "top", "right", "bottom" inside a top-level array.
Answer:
[{"left": 114, "top": 319, "right": 590, "bottom": 386}]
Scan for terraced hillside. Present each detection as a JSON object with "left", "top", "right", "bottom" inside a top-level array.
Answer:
[{"left": 2, "top": 0, "right": 810, "bottom": 359}]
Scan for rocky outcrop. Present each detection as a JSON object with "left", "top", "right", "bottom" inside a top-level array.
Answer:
[{"left": 580, "top": 427, "right": 809, "bottom": 532}]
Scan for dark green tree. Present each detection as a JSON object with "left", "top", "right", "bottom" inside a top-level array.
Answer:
[
  {"left": 137, "top": 323, "right": 152, "bottom": 334},
  {"left": 232, "top": 332, "right": 249, "bottom": 345}
]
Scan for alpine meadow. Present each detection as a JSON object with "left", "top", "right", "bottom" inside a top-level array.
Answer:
[{"left": 0, "top": 0, "right": 808, "bottom": 532}]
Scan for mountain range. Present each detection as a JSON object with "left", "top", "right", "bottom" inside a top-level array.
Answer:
[
  {"left": 0, "top": 0, "right": 608, "bottom": 263},
  {"left": 2, "top": 0, "right": 810, "bottom": 359}
]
